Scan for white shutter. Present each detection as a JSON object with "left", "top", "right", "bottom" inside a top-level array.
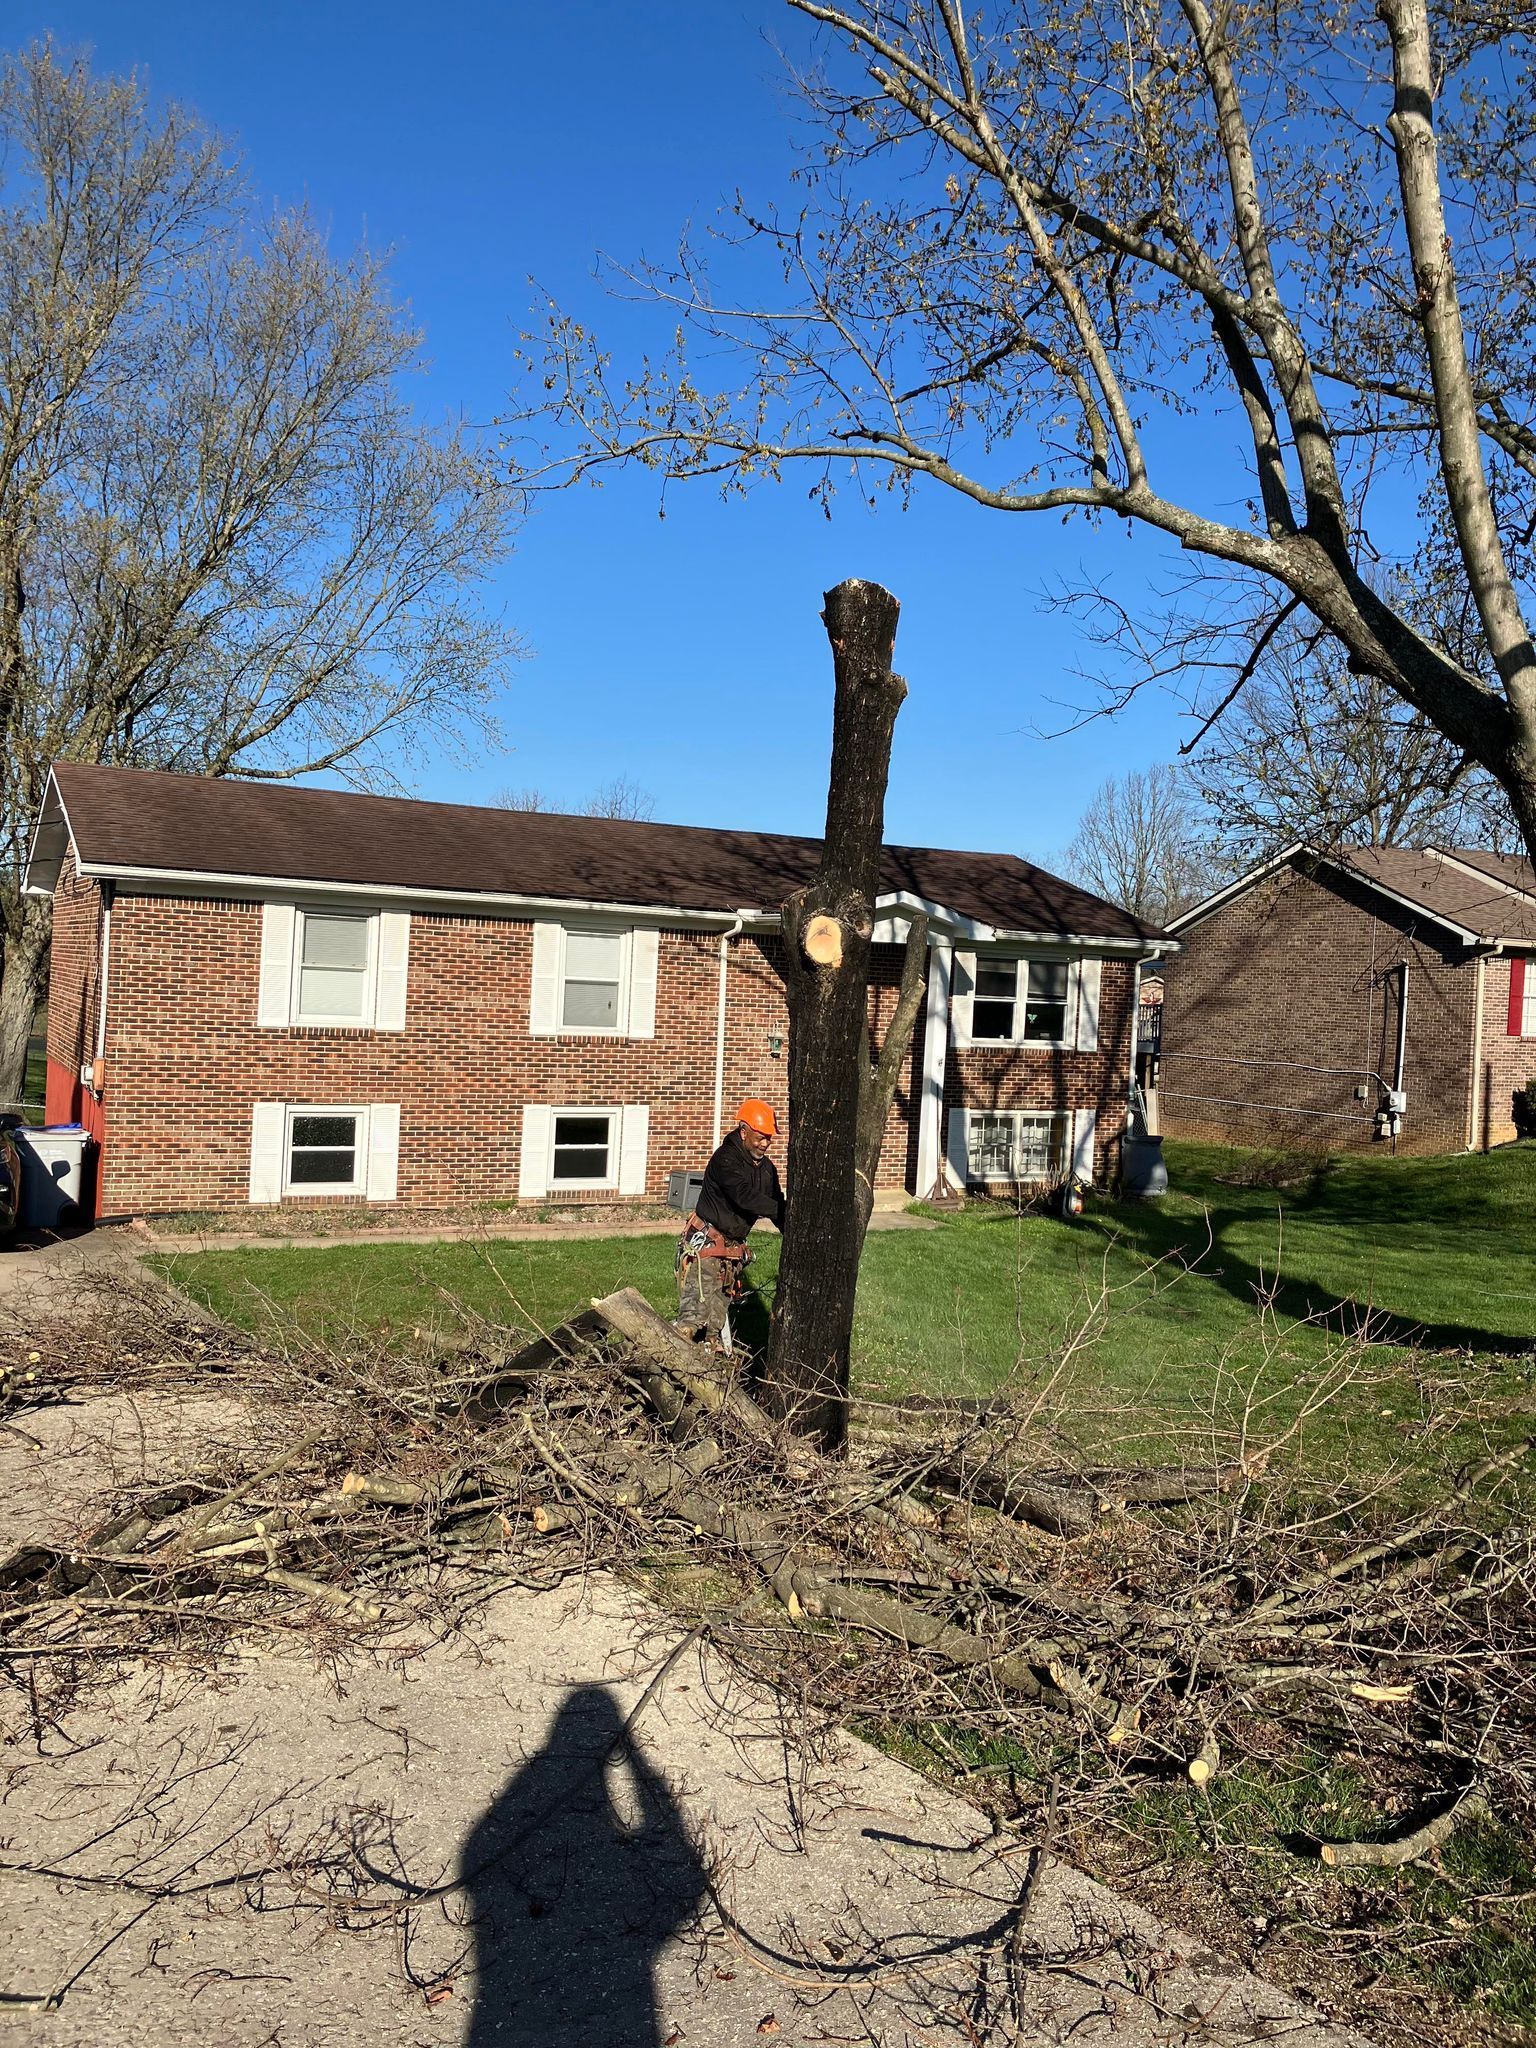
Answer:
[
  {"left": 945, "top": 1107, "right": 970, "bottom": 1191},
  {"left": 366, "top": 1104, "right": 400, "bottom": 1201},
  {"left": 1074, "top": 957, "right": 1102, "bottom": 1052},
  {"left": 618, "top": 1104, "right": 650, "bottom": 1195},
  {"left": 257, "top": 904, "right": 296, "bottom": 1027},
  {"left": 519, "top": 1105, "right": 552, "bottom": 1199},
  {"left": 248, "top": 1102, "right": 286, "bottom": 1204},
  {"left": 628, "top": 929, "right": 659, "bottom": 1039},
  {"left": 952, "top": 951, "right": 976, "bottom": 1047},
  {"left": 1071, "top": 1108, "right": 1097, "bottom": 1185},
  {"left": 374, "top": 913, "right": 410, "bottom": 1031},
  {"left": 530, "top": 923, "right": 561, "bottom": 1036}
]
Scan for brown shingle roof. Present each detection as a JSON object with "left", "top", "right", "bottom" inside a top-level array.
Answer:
[
  {"left": 44, "top": 763, "right": 1164, "bottom": 943},
  {"left": 1334, "top": 846, "right": 1536, "bottom": 944}
]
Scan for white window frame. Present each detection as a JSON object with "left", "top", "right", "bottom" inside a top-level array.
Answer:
[
  {"left": 546, "top": 1105, "right": 621, "bottom": 1191},
  {"left": 557, "top": 927, "right": 632, "bottom": 1037},
  {"left": 970, "top": 954, "right": 1073, "bottom": 1048},
  {"left": 964, "top": 1109, "right": 1068, "bottom": 1184},
  {"left": 291, "top": 908, "right": 379, "bottom": 1029},
  {"left": 282, "top": 1104, "right": 369, "bottom": 1197},
  {"left": 1524, "top": 971, "right": 1536, "bottom": 1038}
]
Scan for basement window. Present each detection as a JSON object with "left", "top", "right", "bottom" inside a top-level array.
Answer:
[
  {"left": 971, "top": 957, "right": 1070, "bottom": 1043},
  {"left": 966, "top": 1110, "right": 1066, "bottom": 1184},
  {"left": 549, "top": 1109, "right": 618, "bottom": 1189},
  {"left": 285, "top": 1108, "right": 365, "bottom": 1193}
]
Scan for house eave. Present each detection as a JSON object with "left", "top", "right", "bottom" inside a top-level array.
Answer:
[
  {"left": 1167, "top": 842, "right": 1489, "bottom": 948},
  {"left": 62, "top": 862, "right": 1160, "bottom": 951}
]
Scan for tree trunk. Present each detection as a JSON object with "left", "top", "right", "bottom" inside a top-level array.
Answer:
[
  {"left": 761, "top": 579, "right": 909, "bottom": 1454},
  {"left": 0, "top": 894, "right": 49, "bottom": 1110}
]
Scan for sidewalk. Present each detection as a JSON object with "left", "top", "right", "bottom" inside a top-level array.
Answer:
[{"left": 134, "top": 1209, "right": 944, "bottom": 1254}]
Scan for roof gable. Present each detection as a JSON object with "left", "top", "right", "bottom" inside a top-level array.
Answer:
[{"left": 1168, "top": 842, "right": 1536, "bottom": 947}]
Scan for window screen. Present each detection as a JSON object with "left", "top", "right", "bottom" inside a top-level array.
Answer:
[
  {"left": 298, "top": 913, "right": 370, "bottom": 1022},
  {"left": 561, "top": 931, "right": 623, "bottom": 1030},
  {"left": 288, "top": 1112, "right": 360, "bottom": 1186},
  {"left": 550, "top": 1111, "right": 615, "bottom": 1184}
]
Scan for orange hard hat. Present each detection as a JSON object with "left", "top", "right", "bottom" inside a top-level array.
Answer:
[{"left": 737, "top": 1098, "right": 778, "bottom": 1136}]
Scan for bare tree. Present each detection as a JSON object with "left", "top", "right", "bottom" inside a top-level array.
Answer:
[
  {"left": 0, "top": 45, "right": 517, "bottom": 1104},
  {"left": 1195, "top": 630, "right": 1519, "bottom": 861},
  {"left": 1059, "top": 764, "right": 1216, "bottom": 925},
  {"left": 492, "top": 778, "right": 656, "bottom": 819},
  {"left": 581, "top": 777, "right": 655, "bottom": 822},
  {"left": 526, "top": 4, "right": 1536, "bottom": 892}
]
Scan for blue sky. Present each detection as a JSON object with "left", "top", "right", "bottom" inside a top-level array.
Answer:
[{"left": 11, "top": 0, "right": 1209, "bottom": 863}]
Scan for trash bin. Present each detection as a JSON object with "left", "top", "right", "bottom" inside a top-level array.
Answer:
[
  {"left": 1121, "top": 1134, "right": 1168, "bottom": 1199},
  {"left": 14, "top": 1124, "right": 93, "bottom": 1228}
]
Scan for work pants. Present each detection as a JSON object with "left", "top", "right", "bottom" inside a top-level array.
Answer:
[{"left": 675, "top": 1243, "right": 735, "bottom": 1344}]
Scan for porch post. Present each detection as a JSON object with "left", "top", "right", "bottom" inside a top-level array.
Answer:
[{"left": 914, "top": 935, "right": 953, "bottom": 1198}]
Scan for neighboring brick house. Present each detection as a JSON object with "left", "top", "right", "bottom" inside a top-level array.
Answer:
[
  {"left": 1161, "top": 845, "right": 1536, "bottom": 1154},
  {"left": 26, "top": 764, "right": 1167, "bottom": 1218}
]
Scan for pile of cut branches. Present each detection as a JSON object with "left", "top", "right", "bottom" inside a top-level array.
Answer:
[{"left": 5, "top": 1283, "right": 1532, "bottom": 1894}]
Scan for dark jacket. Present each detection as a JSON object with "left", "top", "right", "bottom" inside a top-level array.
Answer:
[{"left": 694, "top": 1129, "right": 785, "bottom": 1242}]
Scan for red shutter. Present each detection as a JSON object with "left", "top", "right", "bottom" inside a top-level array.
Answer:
[{"left": 1510, "top": 956, "right": 1527, "bottom": 1037}]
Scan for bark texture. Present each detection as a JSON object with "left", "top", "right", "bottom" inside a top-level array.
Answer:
[{"left": 761, "top": 579, "right": 909, "bottom": 1453}]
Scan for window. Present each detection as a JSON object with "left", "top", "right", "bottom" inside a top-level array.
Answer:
[
  {"left": 966, "top": 1111, "right": 1065, "bottom": 1183},
  {"left": 549, "top": 1109, "right": 618, "bottom": 1188},
  {"left": 295, "top": 911, "right": 373, "bottom": 1025},
  {"left": 285, "top": 1108, "right": 365, "bottom": 1193},
  {"left": 971, "top": 957, "right": 1070, "bottom": 1043},
  {"left": 561, "top": 930, "right": 625, "bottom": 1032}
]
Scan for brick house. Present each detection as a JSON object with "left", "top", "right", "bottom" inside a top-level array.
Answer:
[
  {"left": 25, "top": 765, "right": 1167, "bottom": 1219},
  {"left": 1161, "top": 845, "right": 1536, "bottom": 1154}
]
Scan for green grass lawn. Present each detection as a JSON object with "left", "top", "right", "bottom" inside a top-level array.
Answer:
[{"left": 157, "top": 1139, "right": 1536, "bottom": 1479}]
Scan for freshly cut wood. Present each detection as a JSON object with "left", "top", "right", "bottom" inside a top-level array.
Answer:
[
  {"left": 1187, "top": 1731, "right": 1221, "bottom": 1786},
  {"left": 341, "top": 1473, "right": 426, "bottom": 1506},
  {"left": 803, "top": 914, "right": 844, "bottom": 966},
  {"left": 1320, "top": 1786, "right": 1489, "bottom": 1868}
]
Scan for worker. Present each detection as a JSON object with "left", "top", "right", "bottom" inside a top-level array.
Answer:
[{"left": 675, "top": 1099, "right": 786, "bottom": 1347}]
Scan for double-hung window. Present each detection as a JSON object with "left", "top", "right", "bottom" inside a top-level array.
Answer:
[
  {"left": 284, "top": 1107, "right": 366, "bottom": 1194},
  {"left": 966, "top": 1111, "right": 1065, "bottom": 1183},
  {"left": 971, "top": 957, "right": 1070, "bottom": 1044},
  {"left": 549, "top": 1109, "right": 618, "bottom": 1189},
  {"left": 561, "top": 930, "right": 625, "bottom": 1032},
  {"left": 295, "top": 911, "right": 374, "bottom": 1026}
]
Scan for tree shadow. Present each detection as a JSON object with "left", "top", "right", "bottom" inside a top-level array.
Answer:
[
  {"left": 1102, "top": 1192, "right": 1532, "bottom": 1356},
  {"left": 459, "top": 1685, "right": 708, "bottom": 2046}
]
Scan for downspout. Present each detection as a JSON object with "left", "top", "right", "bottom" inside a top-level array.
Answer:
[
  {"left": 94, "top": 883, "right": 114, "bottom": 1081},
  {"left": 1467, "top": 953, "right": 1488, "bottom": 1151},
  {"left": 1386, "top": 957, "right": 1410, "bottom": 1149},
  {"left": 712, "top": 915, "right": 745, "bottom": 1143}
]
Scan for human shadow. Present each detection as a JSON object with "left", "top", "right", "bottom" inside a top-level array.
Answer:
[{"left": 459, "top": 1685, "right": 708, "bottom": 2047}]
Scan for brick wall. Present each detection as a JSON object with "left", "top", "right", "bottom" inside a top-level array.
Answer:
[
  {"left": 1478, "top": 953, "right": 1536, "bottom": 1148},
  {"left": 1162, "top": 861, "right": 1477, "bottom": 1155},
  {"left": 83, "top": 891, "right": 1135, "bottom": 1214}
]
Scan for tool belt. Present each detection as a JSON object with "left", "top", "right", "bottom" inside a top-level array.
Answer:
[{"left": 682, "top": 1213, "right": 748, "bottom": 1263}]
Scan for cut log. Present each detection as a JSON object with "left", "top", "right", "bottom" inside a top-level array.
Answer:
[
  {"left": 590, "top": 1289, "right": 790, "bottom": 1453},
  {"left": 1187, "top": 1731, "right": 1221, "bottom": 1786},
  {"left": 925, "top": 1460, "right": 1100, "bottom": 1539},
  {"left": 803, "top": 915, "right": 845, "bottom": 967}
]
